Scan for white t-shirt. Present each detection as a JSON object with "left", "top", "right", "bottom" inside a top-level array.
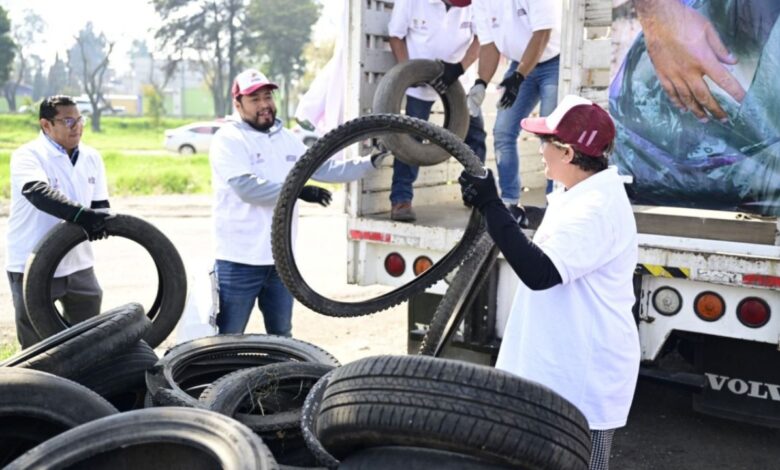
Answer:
[
  {"left": 6, "top": 133, "right": 109, "bottom": 277},
  {"left": 388, "top": 0, "right": 476, "bottom": 102},
  {"left": 210, "top": 118, "right": 374, "bottom": 266},
  {"left": 495, "top": 167, "right": 640, "bottom": 430},
  {"left": 473, "top": 0, "right": 561, "bottom": 63}
]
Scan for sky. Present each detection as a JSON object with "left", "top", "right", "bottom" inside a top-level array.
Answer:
[{"left": 0, "top": 0, "right": 342, "bottom": 73}]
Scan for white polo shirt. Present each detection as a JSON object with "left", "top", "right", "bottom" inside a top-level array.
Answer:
[
  {"left": 473, "top": 0, "right": 561, "bottom": 63},
  {"left": 388, "top": 0, "right": 476, "bottom": 102},
  {"left": 210, "top": 117, "right": 374, "bottom": 266},
  {"left": 6, "top": 133, "right": 109, "bottom": 277},
  {"left": 495, "top": 167, "right": 640, "bottom": 429}
]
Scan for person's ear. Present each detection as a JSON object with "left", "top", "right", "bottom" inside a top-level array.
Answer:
[
  {"left": 562, "top": 147, "right": 575, "bottom": 163},
  {"left": 39, "top": 118, "right": 52, "bottom": 134}
]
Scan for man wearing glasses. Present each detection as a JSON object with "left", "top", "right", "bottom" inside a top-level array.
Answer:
[{"left": 5, "top": 95, "right": 112, "bottom": 348}]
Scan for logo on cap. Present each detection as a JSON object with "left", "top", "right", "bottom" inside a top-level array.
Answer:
[{"left": 232, "top": 69, "right": 278, "bottom": 98}]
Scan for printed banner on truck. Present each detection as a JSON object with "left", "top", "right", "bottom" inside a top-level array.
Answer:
[{"left": 610, "top": 0, "right": 780, "bottom": 215}]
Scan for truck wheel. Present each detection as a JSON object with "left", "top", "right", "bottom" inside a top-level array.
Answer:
[
  {"left": 146, "top": 334, "right": 340, "bottom": 408},
  {"left": 316, "top": 355, "right": 592, "bottom": 470},
  {"left": 0, "top": 368, "right": 118, "bottom": 467},
  {"left": 338, "top": 446, "right": 515, "bottom": 470},
  {"left": 272, "top": 114, "right": 486, "bottom": 318},
  {"left": 1, "top": 303, "right": 151, "bottom": 380},
  {"left": 3, "top": 408, "right": 279, "bottom": 470},
  {"left": 419, "top": 231, "right": 498, "bottom": 356},
  {"left": 23, "top": 215, "right": 187, "bottom": 348},
  {"left": 372, "top": 59, "right": 469, "bottom": 166}
]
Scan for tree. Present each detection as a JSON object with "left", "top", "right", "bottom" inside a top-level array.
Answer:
[
  {"left": 45, "top": 53, "right": 67, "bottom": 97},
  {"left": 130, "top": 38, "right": 178, "bottom": 118},
  {"left": 152, "top": 0, "right": 253, "bottom": 117},
  {"left": 30, "top": 55, "right": 46, "bottom": 101},
  {"left": 0, "top": 7, "right": 17, "bottom": 109},
  {"left": 3, "top": 10, "right": 44, "bottom": 111},
  {"left": 68, "top": 22, "right": 114, "bottom": 132},
  {"left": 248, "top": 0, "right": 320, "bottom": 122}
]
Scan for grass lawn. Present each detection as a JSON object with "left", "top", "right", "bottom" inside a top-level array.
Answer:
[
  {"left": 0, "top": 114, "right": 212, "bottom": 198},
  {"left": 0, "top": 341, "right": 19, "bottom": 360}
]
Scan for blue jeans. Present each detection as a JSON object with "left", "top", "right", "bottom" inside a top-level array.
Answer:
[
  {"left": 215, "top": 260, "right": 293, "bottom": 336},
  {"left": 494, "top": 56, "right": 560, "bottom": 205},
  {"left": 390, "top": 95, "right": 487, "bottom": 204}
]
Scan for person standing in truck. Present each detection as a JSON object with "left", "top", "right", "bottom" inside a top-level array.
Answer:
[
  {"left": 6, "top": 95, "right": 112, "bottom": 348},
  {"left": 210, "top": 69, "right": 384, "bottom": 337},
  {"left": 386, "top": 0, "right": 486, "bottom": 222},
  {"left": 468, "top": 0, "right": 562, "bottom": 219},
  {"left": 458, "top": 95, "right": 640, "bottom": 470}
]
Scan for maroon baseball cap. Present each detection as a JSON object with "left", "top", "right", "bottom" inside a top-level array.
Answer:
[
  {"left": 448, "top": 0, "right": 472, "bottom": 6},
  {"left": 521, "top": 95, "right": 616, "bottom": 157},
  {"left": 231, "top": 69, "right": 278, "bottom": 98}
]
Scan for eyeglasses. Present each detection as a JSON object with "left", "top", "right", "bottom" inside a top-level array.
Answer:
[{"left": 50, "top": 115, "right": 87, "bottom": 129}]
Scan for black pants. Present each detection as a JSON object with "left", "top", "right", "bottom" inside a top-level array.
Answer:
[{"left": 7, "top": 267, "right": 102, "bottom": 348}]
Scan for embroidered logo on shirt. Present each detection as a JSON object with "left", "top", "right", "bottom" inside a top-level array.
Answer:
[
  {"left": 460, "top": 21, "right": 471, "bottom": 29},
  {"left": 490, "top": 17, "right": 500, "bottom": 28},
  {"left": 49, "top": 177, "right": 59, "bottom": 189},
  {"left": 88, "top": 176, "right": 95, "bottom": 184},
  {"left": 517, "top": 7, "right": 527, "bottom": 16},
  {"left": 253, "top": 153, "right": 264, "bottom": 164},
  {"left": 412, "top": 18, "right": 428, "bottom": 30},
  {"left": 286, "top": 155, "right": 298, "bottom": 162}
]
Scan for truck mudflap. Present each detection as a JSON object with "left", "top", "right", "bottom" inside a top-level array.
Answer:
[{"left": 693, "top": 335, "right": 780, "bottom": 429}]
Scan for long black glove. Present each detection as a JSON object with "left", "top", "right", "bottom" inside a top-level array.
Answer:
[
  {"left": 459, "top": 170, "right": 562, "bottom": 290},
  {"left": 299, "top": 185, "right": 332, "bottom": 207},
  {"left": 72, "top": 208, "right": 112, "bottom": 241},
  {"left": 458, "top": 169, "right": 501, "bottom": 209},
  {"left": 431, "top": 61, "right": 464, "bottom": 94},
  {"left": 498, "top": 71, "right": 525, "bottom": 109}
]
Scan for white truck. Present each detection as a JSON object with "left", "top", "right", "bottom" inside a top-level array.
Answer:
[{"left": 341, "top": 0, "right": 780, "bottom": 427}]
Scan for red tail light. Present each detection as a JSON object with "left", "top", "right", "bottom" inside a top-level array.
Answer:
[
  {"left": 737, "top": 297, "right": 770, "bottom": 328},
  {"left": 384, "top": 253, "right": 405, "bottom": 277}
]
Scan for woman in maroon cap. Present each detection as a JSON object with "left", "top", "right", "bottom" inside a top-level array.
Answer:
[{"left": 459, "top": 95, "right": 640, "bottom": 470}]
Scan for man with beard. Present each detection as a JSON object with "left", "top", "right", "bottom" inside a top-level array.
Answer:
[{"left": 209, "top": 69, "right": 381, "bottom": 336}]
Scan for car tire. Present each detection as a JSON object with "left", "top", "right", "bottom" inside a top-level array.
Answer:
[
  {"left": 372, "top": 59, "right": 469, "bottom": 166},
  {"left": 271, "top": 114, "right": 486, "bottom": 318},
  {"left": 179, "top": 144, "right": 196, "bottom": 155},
  {"left": 3, "top": 407, "right": 279, "bottom": 470},
  {"left": 316, "top": 355, "right": 592, "bottom": 470},
  {"left": 23, "top": 215, "right": 187, "bottom": 348},
  {"left": 0, "top": 368, "right": 118, "bottom": 467}
]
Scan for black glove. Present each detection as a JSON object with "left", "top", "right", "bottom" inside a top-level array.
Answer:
[
  {"left": 72, "top": 208, "right": 112, "bottom": 241},
  {"left": 498, "top": 71, "right": 525, "bottom": 109},
  {"left": 431, "top": 61, "right": 465, "bottom": 94},
  {"left": 299, "top": 185, "right": 332, "bottom": 207},
  {"left": 458, "top": 169, "right": 501, "bottom": 210}
]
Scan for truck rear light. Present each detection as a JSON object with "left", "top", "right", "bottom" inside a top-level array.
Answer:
[
  {"left": 652, "top": 286, "right": 682, "bottom": 316},
  {"left": 413, "top": 256, "right": 433, "bottom": 276},
  {"left": 694, "top": 291, "right": 725, "bottom": 322},
  {"left": 736, "top": 297, "right": 770, "bottom": 328},
  {"left": 384, "top": 253, "right": 405, "bottom": 277}
]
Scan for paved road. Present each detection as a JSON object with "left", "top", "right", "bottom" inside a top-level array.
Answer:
[{"left": 0, "top": 194, "right": 777, "bottom": 467}]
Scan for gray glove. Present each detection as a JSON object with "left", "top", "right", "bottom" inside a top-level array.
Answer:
[
  {"left": 467, "top": 79, "right": 487, "bottom": 117},
  {"left": 370, "top": 144, "right": 391, "bottom": 169}
]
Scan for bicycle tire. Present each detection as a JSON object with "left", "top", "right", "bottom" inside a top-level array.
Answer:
[{"left": 271, "top": 114, "right": 486, "bottom": 318}]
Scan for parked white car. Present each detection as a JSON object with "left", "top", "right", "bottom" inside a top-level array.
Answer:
[
  {"left": 164, "top": 121, "right": 225, "bottom": 155},
  {"left": 164, "top": 121, "right": 320, "bottom": 155}
]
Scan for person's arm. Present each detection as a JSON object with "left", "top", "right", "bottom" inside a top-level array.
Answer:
[
  {"left": 477, "top": 42, "right": 501, "bottom": 83},
  {"left": 389, "top": 36, "right": 409, "bottom": 63},
  {"left": 634, "top": 0, "right": 744, "bottom": 120},
  {"left": 515, "top": 29, "right": 551, "bottom": 77},
  {"left": 461, "top": 37, "right": 480, "bottom": 70},
  {"left": 227, "top": 174, "right": 283, "bottom": 206},
  {"left": 21, "top": 181, "right": 112, "bottom": 241}
]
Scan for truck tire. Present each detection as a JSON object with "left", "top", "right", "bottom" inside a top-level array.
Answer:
[
  {"left": 0, "top": 368, "right": 118, "bottom": 467},
  {"left": 372, "top": 59, "right": 469, "bottom": 166},
  {"left": 73, "top": 340, "right": 159, "bottom": 411},
  {"left": 272, "top": 114, "right": 486, "bottom": 318},
  {"left": 300, "top": 371, "right": 340, "bottom": 469},
  {"left": 1, "top": 303, "right": 151, "bottom": 379},
  {"left": 23, "top": 214, "right": 187, "bottom": 348},
  {"left": 418, "top": 231, "right": 498, "bottom": 356},
  {"left": 316, "top": 355, "right": 592, "bottom": 470},
  {"left": 146, "top": 334, "right": 340, "bottom": 407},
  {"left": 338, "top": 446, "right": 515, "bottom": 470},
  {"left": 3, "top": 407, "right": 279, "bottom": 470}
]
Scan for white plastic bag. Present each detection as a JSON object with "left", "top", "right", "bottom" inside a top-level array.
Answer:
[{"left": 174, "top": 262, "right": 219, "bottom": 344}]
